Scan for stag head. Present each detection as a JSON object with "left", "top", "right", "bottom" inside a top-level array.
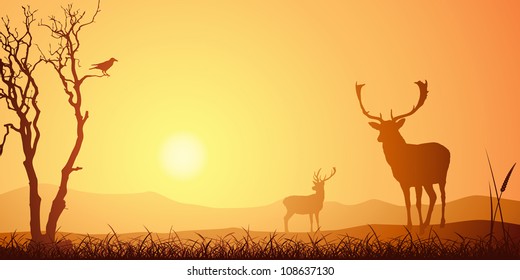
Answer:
[
  {"left": 312, "top": 167, "right": 336, "bottom": 190},
  {"left": 356, "top": 81, "right": 429, "bottom": 142}
]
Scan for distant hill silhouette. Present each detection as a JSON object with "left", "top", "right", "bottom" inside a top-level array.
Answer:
[{"left": 1, "top": 185, "right": 519, "bottom": 234}]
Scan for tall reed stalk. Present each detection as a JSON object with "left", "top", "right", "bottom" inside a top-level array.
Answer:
[{"left": 486, "top": 151, "right": 516, "bottom": 244}]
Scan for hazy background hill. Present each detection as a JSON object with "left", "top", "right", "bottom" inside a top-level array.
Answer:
[{"left": 1, "top": 185, "right": 519, "bottom": 234}]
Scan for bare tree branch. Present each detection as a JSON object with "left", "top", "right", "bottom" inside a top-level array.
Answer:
[
  {"left": 0, "top": 7, "right": 41, "bottom": 148},
  {"left": 79, "top": 73, "right": 106, "bottom": 85},
  {"left": 0, "top": 124, "right": 12, "bottom": 156},
  {"left": 0, "top": 6, "right": 43, "bottom": 241},
  {"left": 39, "top": 0, "right": 109, "bottom": 243},
  {"left": 71, "top": 166, "right": 83, "bottom": 172}
]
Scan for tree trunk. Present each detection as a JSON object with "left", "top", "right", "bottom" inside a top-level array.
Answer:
[
  {"left": 45, "top": 172, "right": 69, "bottom": 243},
  {"left": 45, "top": 112, "right": 86, "bottom": 243},
  {"left": 20, "top": 121, "right": 43, "bottom": 243},
  {"left": 23, "top": 156, "right": 42, "bottom": 242}
]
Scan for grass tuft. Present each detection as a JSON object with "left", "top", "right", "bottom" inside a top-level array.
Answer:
[{"left": 1, "top": 226, "right": 519, "bottom": 260}]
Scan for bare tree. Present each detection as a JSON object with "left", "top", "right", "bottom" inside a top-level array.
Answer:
[
  {"left": 40, "top": 0, "right": 108, "bottom": 242},
  {"left": 0, "top": 7, "right": 44, "bottom": 242}
]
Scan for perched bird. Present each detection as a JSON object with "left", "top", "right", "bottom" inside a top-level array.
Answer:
[{"left": 90, "top": 58, "right": 118, "bottom": 76}]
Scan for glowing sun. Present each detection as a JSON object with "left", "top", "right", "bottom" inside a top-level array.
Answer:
[{"left": 161, "top": 132, "right": 206, "bottom": 180}]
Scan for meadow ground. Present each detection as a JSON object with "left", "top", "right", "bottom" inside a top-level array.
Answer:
[{"left": 1, "top": 220, "right": 519, "bottom": 259}]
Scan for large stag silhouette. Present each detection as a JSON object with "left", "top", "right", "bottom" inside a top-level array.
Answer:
[{"left": 356, "top": 81, "right": 450, "bottom": 232}]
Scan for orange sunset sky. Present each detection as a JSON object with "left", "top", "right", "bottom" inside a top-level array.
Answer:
[{"left": 1, "top": 0, "right": 519, "bottom": 209}]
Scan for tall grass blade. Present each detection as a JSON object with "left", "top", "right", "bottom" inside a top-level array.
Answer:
[
  {"left": 496, "top": 163, "right": 516, "bottom": 243},
  {"left": 486, "top": 152, "right": 501, "bottom": 228},
  {"left": 489, "top": 183, "right": 494, "bottom": 244},
  {"left": 486, "top": 151, "right": 499, "bottom": 198}
]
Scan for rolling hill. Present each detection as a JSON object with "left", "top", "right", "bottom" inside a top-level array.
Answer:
[{"left": 1, "top": 184, "right": 519, "bottom": 234}]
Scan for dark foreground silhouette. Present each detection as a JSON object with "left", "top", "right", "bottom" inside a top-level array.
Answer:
[{"left": 1, "top": 220, "right": 519, "bottom": 259}]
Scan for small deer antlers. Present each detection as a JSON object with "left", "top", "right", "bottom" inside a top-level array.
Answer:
[{"left": 313, "top": 167, "right": 337, "bottom": 184}]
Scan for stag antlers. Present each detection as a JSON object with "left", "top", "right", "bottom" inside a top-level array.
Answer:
[
  {"left": 313, "top": 167, "right": 337, "bottom": 185},
  {"left": 356, "top": 80, "right": 429, "bottom": 122}
]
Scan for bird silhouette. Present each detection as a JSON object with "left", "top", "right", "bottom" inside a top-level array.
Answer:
[{"left": 90, "top": 58, "right": 118, "bottom": 76}]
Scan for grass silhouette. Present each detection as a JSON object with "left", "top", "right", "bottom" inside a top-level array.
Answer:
[{"left": 1, "top": 225, "right": 519, "bottom": 259}]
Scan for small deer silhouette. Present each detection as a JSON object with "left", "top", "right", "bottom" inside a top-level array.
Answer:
[
  {"left": 283, "top": 167, "right": 336, "bottom": 232},
  {"left": 356, "top": 81, "right": 450, "bottom": 232}
]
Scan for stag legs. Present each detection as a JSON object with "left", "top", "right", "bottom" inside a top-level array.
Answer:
[
  {"left": 415, "top": 186, "right": 424, "bottom": 232},
  {"left": 401, "top": 185, "right": 413, "bottom": 229},
  {"left": 403, "top": 185, "right": 434, "bottom": 233},
  {"left": 284, "top": 211, "right": 322, "bottom": 232},
  {"left": 423, "top": 184, "right": 437, "bottom": 228},
  {"left": 308, "top": 213, "right": 321, "bottom": 232},
  {"left": 439, "top": 181, "right": 446, "bottom": 227},
  {"left": 402, "top": 183, "right": 443, "bottom": 233}
]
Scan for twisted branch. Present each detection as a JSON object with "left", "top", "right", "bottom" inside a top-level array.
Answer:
[{"left": 0, "top": 7, "right": 41, "bottom": 152}]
